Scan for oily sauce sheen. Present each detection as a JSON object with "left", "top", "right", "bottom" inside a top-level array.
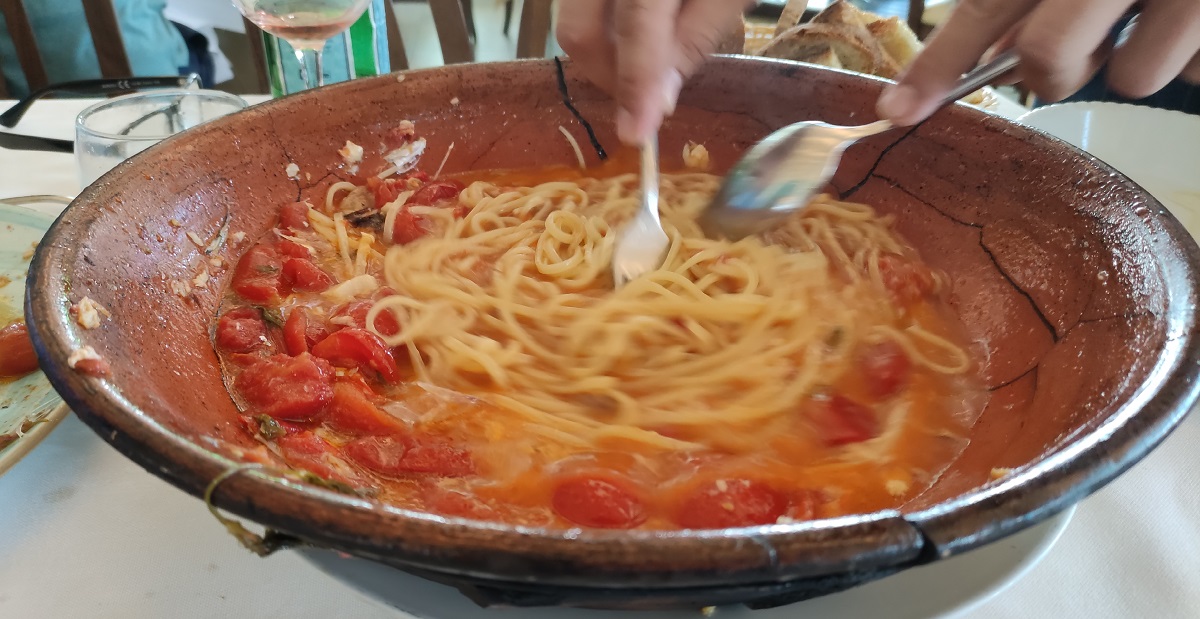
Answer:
[{"left": 216, "top": 152, "right": 985, "bottom": 530}]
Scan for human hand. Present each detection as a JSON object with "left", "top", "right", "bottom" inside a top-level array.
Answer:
[
  {"left": 877, "top": 0, "right": 1200, "bottom": 126},
  {"left": 556, "top": 0, "right": 753, "bottom": 145}
]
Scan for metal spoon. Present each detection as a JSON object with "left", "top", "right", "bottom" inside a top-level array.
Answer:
[
  {"left": 612, "top": 135, "right": 668, "bottom": 287},
  {"left": 699, "top": 49, "right": 1021, "bottom": 240}
]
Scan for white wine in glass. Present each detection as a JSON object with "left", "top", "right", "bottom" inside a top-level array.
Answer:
[{"left": 233, "top": 0, "right": 371, "bottom": 89}]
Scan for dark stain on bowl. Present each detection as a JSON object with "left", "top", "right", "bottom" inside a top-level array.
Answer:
[{"left": 24, "top": 57, "right": 1200, "bottom": 609}]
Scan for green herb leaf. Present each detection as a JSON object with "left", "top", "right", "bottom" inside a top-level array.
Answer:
[
  {"left": 258, "top": 307, "right": 285, "bottom": 327},
  {"left": 255, "top": 414, "right": 286, "bottom": 440},
  {"left": 295, "top": 471, "right": 357, "bottom": 495}
]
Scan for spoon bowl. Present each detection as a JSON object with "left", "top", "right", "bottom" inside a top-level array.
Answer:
[
  {"left": 701, "top": 49, "right": 1020, "bottom": 240},
  {"left": 699, "top": 119, "right": 893, "bottom": 239}
]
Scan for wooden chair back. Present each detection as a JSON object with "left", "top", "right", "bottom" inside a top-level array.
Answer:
[
  {"left": 907, "top": 0, "right": 928, "bottom": 37},
  {"left": 428, "top": 0, "right": 473, "bottom": 65},
  {"left": 0, "top": 0, "right": 130, "bottom": 97},
  {"left": 515, "top": 0, "right": 554, "bottom": 59}
]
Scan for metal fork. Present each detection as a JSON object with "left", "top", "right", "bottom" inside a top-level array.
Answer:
[{"left": 611, "top": 136, "right": 668, "bottom": 288}]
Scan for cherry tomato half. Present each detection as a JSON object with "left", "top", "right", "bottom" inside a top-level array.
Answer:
[
  {"left": 860, "top": 340, "right": 911, "bottom": 399},
  {"left": 232, "top": 242, "right": 286, "bottom": 305},
  {"left": 0, "top": 322, "right": 39, "bottom": 377},
  {"left": 675, "top": 479, "right": 786, "bottom": 529},
  {"left": 552, "top": 475, "right": 646, "bottom": 529},
  {"left": 215, "top": 307, "right": 267, "bottom": 354},
  {"left": 311, "top": 328, "right": 399, "bottom": 382},
  {"left": 808, "top": 393, "right": 880, "bottom": 447},
  {"left": 234, "top": 353, "right": 334, "bottom": 421}
]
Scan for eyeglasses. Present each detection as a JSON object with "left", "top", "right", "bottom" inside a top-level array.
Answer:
[{"left": 0, "top": 74, "right": 201, "bottom": 129}]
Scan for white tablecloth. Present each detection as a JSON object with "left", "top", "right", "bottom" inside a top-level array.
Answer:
[{"left": 1, "top": 99, "right": 1197, "bottom": 619}]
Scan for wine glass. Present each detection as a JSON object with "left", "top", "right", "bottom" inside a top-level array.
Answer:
[{"left": 233, "top": 0, "right": 371, "bottom": 90}]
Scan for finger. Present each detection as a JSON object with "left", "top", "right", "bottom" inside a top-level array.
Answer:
[
  {"left": 669, "top": 0, "right": 754, "bottom": 115},
  {"left": 980, "top": 21, "right": 1026, "bottom": 85},
  {"left": 674, "top": 0, "right": 755, "bottom": 77},
  {"left": 556, "top": 0, "right": 619, "bottom": 94},
  {"left": 1184, "top": 49, "right": 1200, "bottom": 84},
  {"left": 614, "top": 0, "right": 683, "bottom": 144},
  {"left": 1013, "top": 0, "right": 1136, "bottom": 102},
  {"left": 878, "top": 0, "right": 1039, "bottom": 125},
  {"left": 1107, "top": 0, "right": 1200, "bottom": 98}
]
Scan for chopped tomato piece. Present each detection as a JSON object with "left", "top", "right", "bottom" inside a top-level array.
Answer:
[
  {"left": 808, "top": 393, "right": 880, "bottom": 447},
  {"left": 311, "top": 328, "right": 399, "bottom": 382},
  {"left": 423, "top": 485, "right": 497, "bottom": 520},
  {"left": 784, "top": 489, "right": 827, "bottom": 521},
  {"left": 344, "top": 435, "right": 408, "bottom": 475},
  {"left": 0, "top": 322, "right": 39, "bottom": 377},
  {"left": 368, "top": 172, "right": 427, "bottom": 206},
  {"left": 282, "top": 258, "right": 335, "bottom": 292},
  {"left": 278, "top": 238, "right": 312, "bottom": 258},
  {"left": 283, "top": 307, "right": 309, "bottom": 356},
  {"left": 326, "top": 377, "right": 408, "bottom": 435},
  {"left": 675, "top": 479, "right": 786, "bottom": 529},
  {"left": 383, "top": 123, "right": 417, "bottom": 148},
  {"left": 73, "top": 357, "right": 111, "bottom": 378},
  {"left": 234, "top": 353, "right": 334, "bottom": 421},
  {"left": 876, "top": 253, "right": 937, "bottom": 304},
  {"left": 276, "top": 431, "right": 366, "bottom": 486},
  {"left": 279, "top": 201, "right": 310, "bottom": 231},
  {"left": 329, "top": 300, "right": 400, "bottom": 337},
  {"left": 222, "top": 352, "right": 264, "bottom": 368},
  {"left": 369, "top": 177, "right": 404, "bottom": 206},
  {"left": 391, "top": 208, "right": 428, "bottom": 245},
  {"left": 283, "top": 307, "right": 328, "bottom": 356},
  {"left": 344, "top": 435, "right": 473, "bottom": 478},
  {"left": 277, "top": 431, "right": 336, "bottom": 458},
  {"left": 409, "top": 180, "right": 464, "bottom": 206},
  {"left": 861, "top": 340, "right": 911, "bottom": 399},
  {"left": 232, "top": 242, "right": 287, "bottom": 305},
  {"left": 399, "top": 440, "right": 475, "bottom": 476},
  {"left": 215, "top": 307, "right": 267, "bottom": 354},
  {"left": 552, "top": 475, "right": 646, "bottom": 529}
]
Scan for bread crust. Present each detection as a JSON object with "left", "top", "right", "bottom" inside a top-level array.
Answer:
[
  {"left": 775, "top": 0, "right": 810, "bottom": 36},
  {"left": 760, "top": 22, "right": 882, "bottom": 75}
]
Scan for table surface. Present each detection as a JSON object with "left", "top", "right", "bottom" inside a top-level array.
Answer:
[{"left": 1, "top": 98, "right": 1197, "bottom": 619}]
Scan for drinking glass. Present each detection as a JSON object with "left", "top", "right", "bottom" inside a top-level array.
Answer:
[
  {"left": 233, "top": 0, "right": 372, "bottom": 90},
  {"left": 75, "top": 89, "right": 248, "bottom": 187}
]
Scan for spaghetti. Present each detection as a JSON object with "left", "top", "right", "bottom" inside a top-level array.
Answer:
[
  {"left": 214, "top": 135, "right": 984, "bottom": 530},
  {"left": 353, "top": 173, "right": 970, "bottom": 452}
]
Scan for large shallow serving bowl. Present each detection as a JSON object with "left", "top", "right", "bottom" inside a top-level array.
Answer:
[{"left": 26, "top": 58, "right": 1200, "bottom": 610}]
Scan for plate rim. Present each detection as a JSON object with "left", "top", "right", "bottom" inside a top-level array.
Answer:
[
  {"left": 0, "top": 201, "right": 69, "bottom": 476},
  {"left": 0, "top": 402, "right": 72, "bottom": 476}
]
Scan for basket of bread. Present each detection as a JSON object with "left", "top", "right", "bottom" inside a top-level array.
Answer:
[{"left": 744, "top": 0, "right": 997, "bottom": 109}]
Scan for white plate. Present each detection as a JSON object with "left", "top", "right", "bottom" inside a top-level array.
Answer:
[
  {"left": 297, "top": 506, "right": 1074, "bottom": 619},
  {"left": 0, "top": 202, "right": 69, "bottom": 475},
  {"left": 1018, "top": 102, "right": 1200, "bottom": 239}
]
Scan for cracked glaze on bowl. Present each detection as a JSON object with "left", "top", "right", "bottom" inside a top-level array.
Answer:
[{"left": 26, "top": 58, "right": 1200, "bottom": 609}]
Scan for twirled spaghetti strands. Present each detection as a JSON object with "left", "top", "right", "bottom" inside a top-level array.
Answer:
[{"left": 360, "top": 173, "right": 972, "bottom": 452}]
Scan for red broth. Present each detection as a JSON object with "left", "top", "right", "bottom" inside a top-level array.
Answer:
[
  {"left": 216, "top": 157, "right": 985, "bottom": 530},
  {"left": 0, "top": 321, "right": 39, "bottom": 380}
]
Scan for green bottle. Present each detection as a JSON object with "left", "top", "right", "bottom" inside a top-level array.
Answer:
[{"left": 260, "top": 0, "right": 391, "bottom": 97}]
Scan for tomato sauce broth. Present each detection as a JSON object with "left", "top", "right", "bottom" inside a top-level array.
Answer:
[
  {"left": 0, "top": 307, "right": 40, "bottom": 382},
  {"left": 215, "top": 154, "right": 986, "bottom": 530}
]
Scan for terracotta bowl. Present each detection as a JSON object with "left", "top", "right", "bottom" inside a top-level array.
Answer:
[{"left": 27, "top": 58, "right": 1200, "bottom": 610}]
